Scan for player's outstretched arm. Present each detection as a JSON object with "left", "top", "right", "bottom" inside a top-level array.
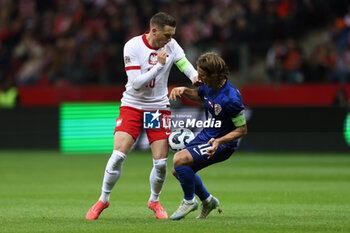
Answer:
[{"left": 169, "top": 87, "right": 202, "bottom": 103}]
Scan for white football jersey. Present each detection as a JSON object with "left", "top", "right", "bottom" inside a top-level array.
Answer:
[{"left": 121, "top": 33, "right": 188, "bottom": 110}]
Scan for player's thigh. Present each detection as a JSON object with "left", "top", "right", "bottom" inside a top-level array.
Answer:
[
  {"left": 192, "top": 146, "right": 234, "bottom": 172},
  {"left": 114, "top": 131, "right": 135, "bottom": 154},
  {"left": 173, "top": 149, "right": 194, "bottom": 167},
  {"left": 150, "top": 139, "right": 169, "bottom": 160},
  {"left": 114, "top": 106, "right": 143, "bottom": 141}
]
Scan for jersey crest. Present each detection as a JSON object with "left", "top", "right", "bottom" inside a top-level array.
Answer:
[
  {"left": 214, "top": 104, "right": 222, "bottom": 115},
  {"left": 149, "top": 52, "right": 158, "bottom": 65}
]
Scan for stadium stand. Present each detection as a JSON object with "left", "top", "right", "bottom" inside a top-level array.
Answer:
[{"left": 0, "top": 0, "right": 350, "bottom": 107}]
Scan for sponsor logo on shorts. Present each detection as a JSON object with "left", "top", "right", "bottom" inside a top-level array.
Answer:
[{"left": 116, "top": 119, "right": 123, "bottom": 127}]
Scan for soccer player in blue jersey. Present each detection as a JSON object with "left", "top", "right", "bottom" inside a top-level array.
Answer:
[{"left": 168, "top": 52, "right": 247, "bottom": 220}]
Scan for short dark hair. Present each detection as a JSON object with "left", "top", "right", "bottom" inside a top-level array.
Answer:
[
  {"left": 150, "top": 12, "right": 176, "bottom": 29},
  {"left": 197, "top": 52, "right": 229, "bottom": 80}
]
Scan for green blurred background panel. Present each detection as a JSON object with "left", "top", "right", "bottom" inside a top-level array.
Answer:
[{"left": 59, "top": 102, "right": 120, "bottom": 153}]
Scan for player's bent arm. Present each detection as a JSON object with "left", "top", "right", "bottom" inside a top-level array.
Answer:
[
  {"left": 169, "top": 87, "right": 202, "bottom": 103},
  {"left": 207, "top": 111, "right": 248, "bottom": 157},
  {"left": 176, "top": 57, "right": 198, "bottom": 84},
  {"left": 206, "top": 124, "right": 247, "bottom": 157},
  {"left": 130, "top": 62, "right": 165, "bottom": 90},
  {"left": 214, "top": 124, "right": 248, "bottom": 145},
  {"left": 183, "top": 88, "right": 203, "bottom": 103},
  {"left": 216, "top": 110, "right": 248, "bottom": 144}
]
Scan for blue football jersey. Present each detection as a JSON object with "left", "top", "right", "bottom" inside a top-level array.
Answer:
[{"left": 196, "top": 80, "right": 245, "bottom": 148}]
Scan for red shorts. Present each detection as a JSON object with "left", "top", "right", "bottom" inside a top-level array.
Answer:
[{"left": 114, "top": 106, "right": 171, "bottom": 144}]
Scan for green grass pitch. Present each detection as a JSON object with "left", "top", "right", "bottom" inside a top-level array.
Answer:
[{"left": 0, "top": 150, "right": 349, "bottom": 233}]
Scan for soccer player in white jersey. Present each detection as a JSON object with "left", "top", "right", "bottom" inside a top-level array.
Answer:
[{"left": 86, "top": 12, "right": 198, "bottom": 220}]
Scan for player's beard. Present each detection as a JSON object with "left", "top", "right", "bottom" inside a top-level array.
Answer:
[
  {"left": 159, "top": 41, "right": 166, "bottom": 48},
  {"left": 159, "top": 40, "right": 169, "bottom": 48}
]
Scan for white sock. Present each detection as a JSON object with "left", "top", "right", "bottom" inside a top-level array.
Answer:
[
  {"left": 203, "top": 194, "right": 213, "bottom": 204},
  {"left": 184, "top": 197, "right": 196, "bottom": 204},
  {"left": 99, "top": 150, "right": 127, "bottom": 204},
  {"left": 149, "top": 158, "right": 167, "bottom": 203}
]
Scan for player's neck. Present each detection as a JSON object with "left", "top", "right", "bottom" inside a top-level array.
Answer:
[
  {"left": 213, "top": 79, "right": 226, "bottom": 91},
  {"left": 146, "top": 33, "right": 159, "bottom": 49}
]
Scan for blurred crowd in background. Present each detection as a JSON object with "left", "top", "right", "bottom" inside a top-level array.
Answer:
[{"left": 0, "top": 0, "right": 350, "bottom": 88}]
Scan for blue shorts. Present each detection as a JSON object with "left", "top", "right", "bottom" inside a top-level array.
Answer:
[{"left": 185, "top": 136, "right": 236, "bottom": 173}]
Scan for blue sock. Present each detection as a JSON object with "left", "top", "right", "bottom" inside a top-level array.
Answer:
[
  {"left": 194, "top": 173, "right": 210, "bottom": 201},
  {"left": 174, "top": 166, "right": 195, "bottom": 200}
]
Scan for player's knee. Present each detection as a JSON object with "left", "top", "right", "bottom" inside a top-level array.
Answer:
[
  {"left": 107, "top": 150, "right": 126, "bottom": 171},
  {"left": 173, "top": 152, "right": 190, "bottom": 167},
  {"left": 113, "top": 144, "right": 131, "bottom": 155},
  {"left": 153, "top": 158, "right": 167, "bottom": 174},
  {"left": 173, "top": 152, "right": 181, "bottom": 167},
  {"left": 113, "top": 132, "right": 135, "bottom": 154},
  {"left": 152, "top": 153, "right": 168, "bottom": 160}
]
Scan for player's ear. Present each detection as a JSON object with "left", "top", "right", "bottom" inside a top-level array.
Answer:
[{"left": 151, "top": 27, "right": 157, "bottom": 34}]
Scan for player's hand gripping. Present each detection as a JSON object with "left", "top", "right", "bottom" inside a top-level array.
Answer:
[
  {"left": 157, "top": 50, "right": 169, "bottom": 65},
  {"left": 169, "top": 87, "right": 187, "bottom": 101},
  {"left": 192, "top": 75, "right": 202, "bottom": 87},
  {"left": 206, "top": 138, "right": 221, "bottom": 158}
]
